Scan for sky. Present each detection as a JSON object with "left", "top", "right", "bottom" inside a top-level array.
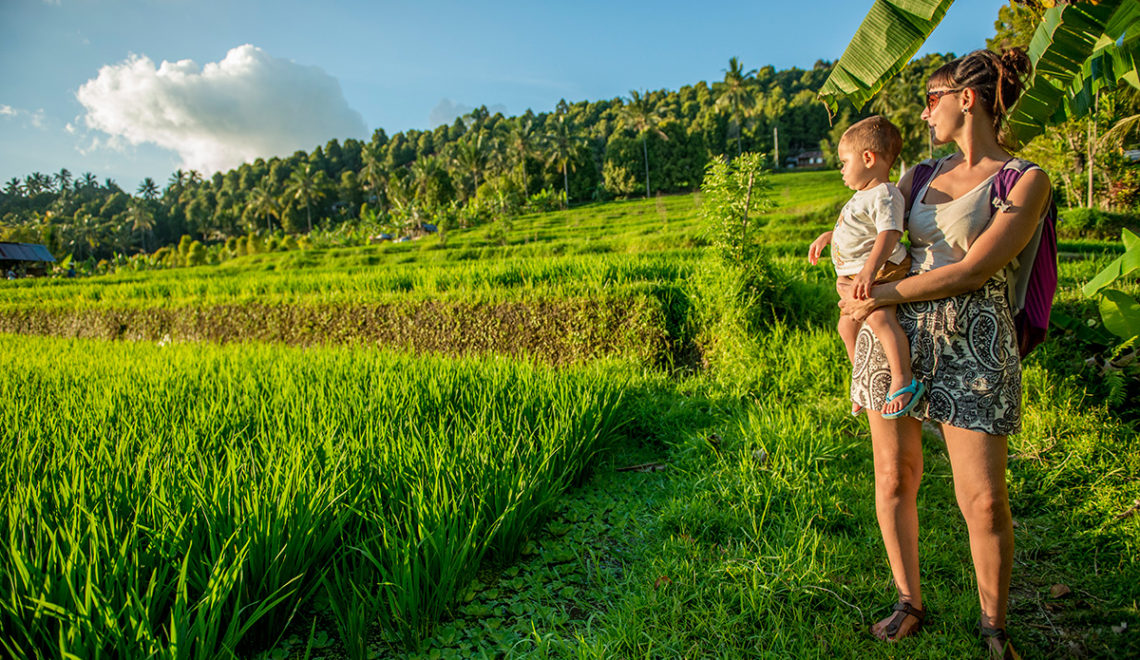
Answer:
[{"left": 1, "top": 0, "right": 1008, "bottom": 192}]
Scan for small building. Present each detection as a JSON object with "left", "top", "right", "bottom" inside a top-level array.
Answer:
[
  {"left": 0, "top": 242, "right": 57, "bottom": 278},
  {"left": 793, "top": 150, "right": 827, "bottom": 169}
]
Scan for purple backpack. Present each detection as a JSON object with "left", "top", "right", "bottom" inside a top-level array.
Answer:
[{"left": 907, "top": 157, "right": 1058, "bottom": 358}]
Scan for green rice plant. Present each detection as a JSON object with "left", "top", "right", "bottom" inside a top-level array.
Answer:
[{"left": 0, "top": 336, "right": 630, "bottom": 658}]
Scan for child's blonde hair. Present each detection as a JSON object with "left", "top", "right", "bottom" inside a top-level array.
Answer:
[{"left": 840, "top": 116, "right": 902, "bottom": 169}]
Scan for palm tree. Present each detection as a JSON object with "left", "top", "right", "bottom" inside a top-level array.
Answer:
[
  {"left": 618, "top": 90, "right": 669, "bottom": 199},
  {"left": 25, "top": 172, "right": 51, "bottom": 195},
  {"left": 360, "top": 143, "right": 388, "bottom": 209},
  {"left": 544, "top": 113, "right": 586, "bottom": 208},
  {"left": 284, "top": 165, "right": 327, "bottom": 232},
  {"left": 137, "top": 177, "right": 160, "bottom": 201},
  {"left": 501, "top": 118, "right": 540, "bottom": 195},
  {"left": 168, "top": 169, "right": 187, "bottom": 192},
  {"left": 716, "top": 57, "right": 758, "bottom": 156},
  {"left": 451, "top": 132, "right": 490, "bottom": 198},
  {"left": 127, "top": 203, "right": 155, "bottom": 252},
  {"left": 79, "top": 172, "right": 98, "bottom": 190},
  {"left": 410, "top": 155, "right": 451, "bottom": 217},
  {"left": 187, "top": 170, "right": 204, "bottom": 186},
  {"left": 53, "top": 168, "right": 73, "bottom": 194},
  {"left": 4, "top": 178, "right": 23, "bottom": 196},
  {"left": 247, "top": 183, "right": 281, "bottom": 232}
]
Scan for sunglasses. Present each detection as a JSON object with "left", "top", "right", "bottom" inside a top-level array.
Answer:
[{"left": 925, "top": 88, "right": 961, "bottom": 110}]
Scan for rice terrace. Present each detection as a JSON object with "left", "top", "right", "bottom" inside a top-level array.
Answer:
[{"left": 1, "top": 1, "right": 1139, "bottom": 658}]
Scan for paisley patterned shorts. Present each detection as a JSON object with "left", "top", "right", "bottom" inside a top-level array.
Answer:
[{"left": 850, "top": 278, "right": 1022, "bottom": 435}]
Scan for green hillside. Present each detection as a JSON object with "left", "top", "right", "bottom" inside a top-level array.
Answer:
[{"left": 1, "top": 169, "right": 1137, "bottom": 659}]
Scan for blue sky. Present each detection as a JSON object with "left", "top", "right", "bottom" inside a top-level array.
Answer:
[{"left": 1, "top": 0, "right": 1007, "bottom": 191}]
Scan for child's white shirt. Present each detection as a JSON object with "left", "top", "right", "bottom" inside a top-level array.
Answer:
[{"left": 831, "top": 182, "right": 907, "bottom": 277}]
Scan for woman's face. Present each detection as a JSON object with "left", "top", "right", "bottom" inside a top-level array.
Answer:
[{"left": 921, "top": 83, "right": 963, "bottom": 145}]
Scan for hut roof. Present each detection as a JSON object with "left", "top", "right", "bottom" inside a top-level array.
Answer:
[{"left": 0, "top": 242, "right": 56, "bottom": 263}]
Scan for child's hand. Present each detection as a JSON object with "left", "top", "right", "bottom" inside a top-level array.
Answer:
[
  {"left": 807, "top": 231, "right": 832, "bottom": 265},
  {"left": 852, "top": 265, "right": 876, "bottom": 300}
]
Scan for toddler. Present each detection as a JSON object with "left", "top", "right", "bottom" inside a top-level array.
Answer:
[{"left": 808, "top": 115, "right": 922, "bottom": 418}]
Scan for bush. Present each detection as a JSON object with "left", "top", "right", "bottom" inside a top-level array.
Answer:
[{"left": 1059, "top": 207, "right": 1140, "bottom": 240}]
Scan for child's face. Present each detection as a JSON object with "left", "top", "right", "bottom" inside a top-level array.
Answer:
[{"left": 837, "top": 140, "right": 887, "bottom": 191}]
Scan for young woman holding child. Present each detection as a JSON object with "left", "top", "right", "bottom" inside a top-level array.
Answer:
[{"left": 838, "top": 48, "right": 1052, "bottom": 659}]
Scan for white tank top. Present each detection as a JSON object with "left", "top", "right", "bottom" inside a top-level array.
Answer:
[{"left": 907, "top": 158, "right": 1003, "bottom": 279}]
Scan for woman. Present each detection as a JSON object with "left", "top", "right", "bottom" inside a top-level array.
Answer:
[{"left": 840, "top": 48, "right": 1052, "bottom": 660}]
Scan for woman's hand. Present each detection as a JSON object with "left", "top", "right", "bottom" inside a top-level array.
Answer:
[{"left": 837, "top": 279, "right": 879, "bottom": 322}]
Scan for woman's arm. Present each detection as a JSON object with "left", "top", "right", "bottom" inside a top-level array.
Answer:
[{"left": 842, "top": 168, "right": 1051, "bottom": 320}]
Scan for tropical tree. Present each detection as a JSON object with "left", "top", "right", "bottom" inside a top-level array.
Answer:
[
  {"left": 360, "top": 143, "right": 388, "bottom": 210},
  {"left": 284, "top": 164, "right": 328, "bottom": 233},
  {"left": 24, "top": 172, "right": 51, "bottom": 195},
  {"left": 4, "top": 178, "right": 23, "bottom": 197},
  {"left": 127, "top": 203, "right": 155, "bottom": 252},
  {"left": 53, "top": 168, "right": 72, "bottom": 194},
  {"left": 247, "top": 183, "right": 281, "bottom": 232},
  {"left": 451, "top": 132, "right": 491, "bottom": 198},
  {"left": 79, "top": 172, "right": 98, "bottom": 191},
  {"left": 716, "top": 57, "right": 759, "bottom": 156},
  {"left": 618, "top": 90, "right": 669, "bottom": 198},
  {"left": 137, "top": 177, "right": 160, "bottom": 201},
  {"left": 501, "top": 118, "right": 540, "bottom": 194},
  {"left": 544, "top": 113, "right": 586, "bottom": 208}
]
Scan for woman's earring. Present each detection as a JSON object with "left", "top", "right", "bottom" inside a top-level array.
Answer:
[{"left": 962, "top": 107, "right": 969, "bottom": 115}]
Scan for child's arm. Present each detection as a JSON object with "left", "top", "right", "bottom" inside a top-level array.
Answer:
[
  {"left": 807, "top": 231, "right": 832, "bottom": 265},
  {"left": 852, "top": 229, "right": 901, "bottom": 300}
]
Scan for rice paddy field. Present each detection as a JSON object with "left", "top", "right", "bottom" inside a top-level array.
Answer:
[{"left": 2, "top": 169, "right": 1137, "bottom": 659}]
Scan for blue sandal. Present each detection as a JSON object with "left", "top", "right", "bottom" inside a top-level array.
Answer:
[{"left": 882, "top": 378, "right": 924, "bottom": 420}]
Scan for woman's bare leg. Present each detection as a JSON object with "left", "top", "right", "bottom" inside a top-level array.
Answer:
[
  {"left": 867, "top": 413, "right": 926, "bottom": 637},
  {"left": 942, "top": 425, "right": 1014, "bottom": 631}
]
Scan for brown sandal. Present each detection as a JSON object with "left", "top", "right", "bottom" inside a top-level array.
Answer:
[
  {"left": 870, "top": 601, "right": 926, "bottom": 641},
  {"left": 979, "top": 623, "right": 1021, "bottom": 660}
]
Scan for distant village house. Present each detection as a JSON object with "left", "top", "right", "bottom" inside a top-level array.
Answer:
[{"left": 1, "top": 242, "right": 57, "bottom": 278}]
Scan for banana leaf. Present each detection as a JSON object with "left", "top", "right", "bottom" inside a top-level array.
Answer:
[
  {"left": 1008, "top": 0, "right": 1135, "bottom": 147},
  {"left": 817, "top": 0, "right": 955, "bottom": 116}
]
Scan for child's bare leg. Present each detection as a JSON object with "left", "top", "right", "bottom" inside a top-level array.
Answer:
[
  {"left": 838, "top": 314, "right": 862, "bottom": 414},
  {"left": 865, "top": 306, "right": 913, "bottom": 415}
]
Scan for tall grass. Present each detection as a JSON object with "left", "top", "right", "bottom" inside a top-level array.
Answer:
[{"left": 0, "top": 336, "right": 628, "bottom": 658}]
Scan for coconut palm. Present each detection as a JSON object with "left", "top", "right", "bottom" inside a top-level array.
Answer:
[
  {"left": 360, "top": 143, "right": 388, "bottom": 209},
  {"left": 137, "top": 177, "right": 160, "bottom": 201},
  {"left": 500, "top": 118, "right": 540, "bottom": 195},
  {"left": 544, "top": 113, "right": 586, "bottom": 208},
  {"left": 451, "top": 132, "right": 490, "bottom": 198},
  {"left": 79, "top": 172, "right": 98, "bottom": 190},
  {"left": 284, "top": 165, "right": 328, "bottom": 233},
  {"left": 716, "top": 57, "right": 758, "bottom": 156},
  {"left": 24, "top": 172, "right": 51, "bottom": 195},
  {"left": 618, "top": 90, "right": 669, "bottom": 199},
  {"left": 4, "top": 178, "right": 23, "bottom": 196},
  {"left": 53, "top": 168, "right": 73, "bottom": 194},
  {"left": 127, "top": 203, "right": 155, "bottom": 252},
  {"left": 247, "top": 183, "right": 281, "bottom": 232}
]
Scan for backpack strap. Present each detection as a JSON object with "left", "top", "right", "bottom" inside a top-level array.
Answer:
[
  {"left": 990, "top": 158, "right": 1058, "bottom": 357},
  {"left": 903, "top": 157, "right": 944, "bottom": 223}
]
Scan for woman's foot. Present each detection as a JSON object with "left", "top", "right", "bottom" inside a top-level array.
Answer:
[
  {"left": 979, "top": 624, "right": 1021, "bottom": 659},
  {"left": 870, "top": 601, "right": 925, "bottom": 641}
]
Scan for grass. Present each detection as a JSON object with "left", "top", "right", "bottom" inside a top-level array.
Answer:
[{"left": 1, "top": 168, "right": 1137, "bottom": 658}]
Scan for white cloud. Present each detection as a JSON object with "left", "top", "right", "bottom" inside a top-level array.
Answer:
[
  {"left": 0, "top": 104, "right": 48, "bottom": 130},
  {"left": 76, "top": 44, "right": 367, "bottom": 174},
  {"left": 429, "top": 98, "right": 509, "bottom": 128}
]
